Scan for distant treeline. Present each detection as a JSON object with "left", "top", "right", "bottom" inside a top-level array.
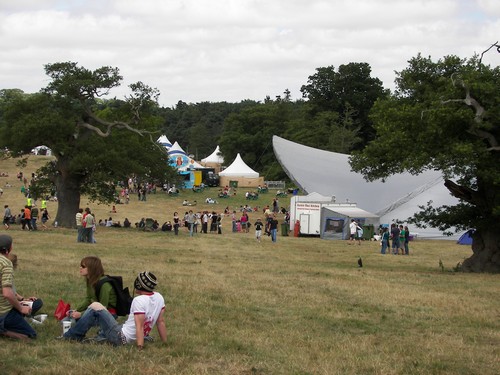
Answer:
[{"left": 160, "top": 63, "right": 388, "bottom": 181}]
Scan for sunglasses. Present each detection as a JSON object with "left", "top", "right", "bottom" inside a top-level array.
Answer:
[{"left": 80, "top": 264, "right": 87, "bottom": 268}]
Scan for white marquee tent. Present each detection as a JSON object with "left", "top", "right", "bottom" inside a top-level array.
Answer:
[
  {"left": 219, "top": 153, "right": 264, "bottom": 187},
  {"left": 157, "top": 135, "right": 172, "bottom": 149},
  {"left": 272, "top": 135, "right": 459, "bottom": 239},
  {"left": 201, "top": 145, "right": 224, "bottom": 164},
  {"left": 219, "top": 153, "right": 259, "bottom": 178},
  {"left": 168, "top": 141, "right": 204, "bottom": 171}
]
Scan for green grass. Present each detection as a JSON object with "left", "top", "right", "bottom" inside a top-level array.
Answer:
[{"left": 0, "top": 156, "right": 499, "bottom": 374}]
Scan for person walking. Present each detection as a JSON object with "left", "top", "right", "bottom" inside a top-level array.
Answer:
[
  {"left": 41, "top": 209, "right": 50, "bottom": 230},
  {"left": 186, "top": 210, "right": 195, "bottom": 237},
  {"left": 269, "top": 214, "right": 279, "bottom": 243},
  {"left": 22, "top": 206, "right": 33, "bottom": 231},
  {"left": 254, "top": 218, "right": 264, "bottom": 242},
  {"left": 3, "top": 205, "right": 12, "bottom": 230},
  {"left": 31, "top": 206, "right": 39, "bottom": 231}
]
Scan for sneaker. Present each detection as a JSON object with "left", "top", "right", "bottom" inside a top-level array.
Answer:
[{"left": 144, "top": 335, "right": 154, "bottom": 342}]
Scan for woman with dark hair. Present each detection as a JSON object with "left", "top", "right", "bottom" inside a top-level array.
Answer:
[{"left": 66, "top": 256, "right": 117, "bottom": 321}]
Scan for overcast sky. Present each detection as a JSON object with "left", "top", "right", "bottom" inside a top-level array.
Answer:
[{"left": 1, "top": 0, "right": 498, "bottom": 107}]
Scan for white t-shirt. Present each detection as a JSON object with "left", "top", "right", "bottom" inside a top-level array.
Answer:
[
  {"left": 121, "top": 292, "right": 165, "bottom": 342},
  {"left": 350, "top": 221, "right": 357, "bottom": 235}
]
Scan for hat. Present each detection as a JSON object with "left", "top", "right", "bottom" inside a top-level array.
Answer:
[
  {"left": 134, "top": 271, "right": 157, "bottom": 292},
  {"left": 0, "top": 235, "right": 12, "bottom": 253}
]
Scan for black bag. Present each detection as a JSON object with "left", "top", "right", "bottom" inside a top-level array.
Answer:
[{"left": 95, "top": 275, "right": 133, "bottom": 316}]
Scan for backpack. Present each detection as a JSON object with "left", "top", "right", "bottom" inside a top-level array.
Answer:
[{"left": 95, "top": 275, "right": 133, "bottom": 316}]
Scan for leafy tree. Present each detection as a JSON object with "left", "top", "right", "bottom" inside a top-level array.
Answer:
[
  {"left": 0, "top": 62, "right": 177, "bottom": 227},
  {"left": 300, "top": 63, "right": 388, "bottom": 147},
  {"left": 350, "top": 51, "right": 500, "bottom": 272},
  {"left": 219, "top": 98, "right": 295, "bottom": 180}
]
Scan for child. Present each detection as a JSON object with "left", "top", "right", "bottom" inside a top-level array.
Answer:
[{"left": 254, "top": 218, "right": 264, "bottom": 242}]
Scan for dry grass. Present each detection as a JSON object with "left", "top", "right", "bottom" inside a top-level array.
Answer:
[{"left": 0, "top": 156, "right": 499, "bottom": 375}]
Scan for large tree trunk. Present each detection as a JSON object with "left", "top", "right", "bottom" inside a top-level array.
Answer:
[
  {"left": 461, "top": 229, "right": 500, "bottom": 273},
  {"left": 53, "top": 159, "right": 82, "bottom": 228}
]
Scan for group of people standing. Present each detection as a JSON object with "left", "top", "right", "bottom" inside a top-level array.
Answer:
[
  {"left": 76, "top": 208, "right": 96, "bottom": 243},
  {"left": 380, "top": 224, "right": 410, "bottom": 255}
]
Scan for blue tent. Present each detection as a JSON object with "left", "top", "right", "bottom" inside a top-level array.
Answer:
[{"left": 457, "top": 229, "right": 474, "bottom": 245}]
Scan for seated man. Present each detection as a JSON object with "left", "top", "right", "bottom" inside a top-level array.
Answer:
[
  {"left": 0, "top": 235, "right": 37, "bottom": 340},
  {"left": 62, "top": 271, "right": 167, "bottom": 350}
]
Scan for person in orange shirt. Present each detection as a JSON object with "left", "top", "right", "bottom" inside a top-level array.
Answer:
[{"left": 22, "top": 206, "right": 33, "bottom": 231}]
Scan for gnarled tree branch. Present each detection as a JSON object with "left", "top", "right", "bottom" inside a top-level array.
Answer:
[{"left": 441, "top": 74, "right": 499, "bottom": 151}]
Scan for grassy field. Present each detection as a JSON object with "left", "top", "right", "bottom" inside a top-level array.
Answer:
[{"left": 0, "top": 156, "right": 499, "bottom": 375}]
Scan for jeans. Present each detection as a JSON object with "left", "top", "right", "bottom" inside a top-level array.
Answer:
[
  {"left": 380, "top": 239, "right": 388, "bottom": 254},
  {"left": 0, "top": 308, "right": 37, "bottom": 338},
  {"left": 271, "top": 229, "right": 277, "bottom": 242},
  {"left": 77, "top": 226, "right": 84, "bottom": 242},
  {"left": 188, "top": 223, "right": 194, "bottom": 237},
  {"left": 63, "top": 307, "right": 123, "bottom": 346},
  {"left": 404, "top": 242, "right": 409, "bottom": 255},
  {"left": 83, "top": 227, "right": 94, "bottom": 243},
  {"left": 392, "top": 239, "right": 400, "bottom": 254}
]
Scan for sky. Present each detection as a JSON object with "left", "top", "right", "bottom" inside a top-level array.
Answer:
[{"left": 0, "top": 0, "right": 499, "bottom": 107}]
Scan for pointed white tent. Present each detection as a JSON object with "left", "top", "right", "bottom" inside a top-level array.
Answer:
[
  {"left": 167, "top": 141, "right": 186, "bottom": 155},
  {"left": 201, "top": 145, "right": 224, "bottom": 164},
  {"left": 219, "top": 153, "right": 259, "bottom": 177},
  {"left": 157, "top": 135, "right": 172, "bottom": 149},
  {"left": 168, "top": 141, "right": 204, "bottom": 170},
  {"left": 218, "top": 153, "right": 264, "bottom": 188}
]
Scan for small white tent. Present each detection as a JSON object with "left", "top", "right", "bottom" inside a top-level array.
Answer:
[
  {"left": 218, "top": 153, "right": 264, "bottom": 188},
  {"left": 201, "top": 145, "right": 224, "bottom": 164},
  {"left": 157, "top": 135, "right": 172, "bottom": 149},
  {"left": 31, "top": 145, "right": 52, "bottom": 156},
  {"left": 219, "top": 153, "right": 259, "bottom": 178}
]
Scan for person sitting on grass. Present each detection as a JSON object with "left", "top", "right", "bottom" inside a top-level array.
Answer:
[
  {"left": 0, "top": 235, "right": 37, "bottom": 340},
  {"left": 64, "top": 256, "right": 117, "bottom": 324},
  {"left": 62, "top": 271, "right": 167, "bottom": 350},
  {"left": 6, "top": 253, "right": 44, "bottom": 318}
]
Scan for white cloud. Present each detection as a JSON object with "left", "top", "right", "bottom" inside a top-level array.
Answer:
[{"left": 0, "top": 0, "right": 498, "bottom": 106}]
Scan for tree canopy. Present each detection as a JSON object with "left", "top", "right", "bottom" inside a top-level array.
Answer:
[
  {"left": 0, "top": 62, "right": 177, "bottom": 227},
  {"left": 350, "top": 52, "right": 500, "bottom": 272}
]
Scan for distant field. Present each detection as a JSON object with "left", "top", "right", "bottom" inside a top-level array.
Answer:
[{"left": 0, "top": 155, "right": 498, "bottom": 375}]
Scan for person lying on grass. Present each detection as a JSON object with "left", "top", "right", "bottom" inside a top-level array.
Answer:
[{"left": 62, "top": 271, "right": 167, "bottom": 350}]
